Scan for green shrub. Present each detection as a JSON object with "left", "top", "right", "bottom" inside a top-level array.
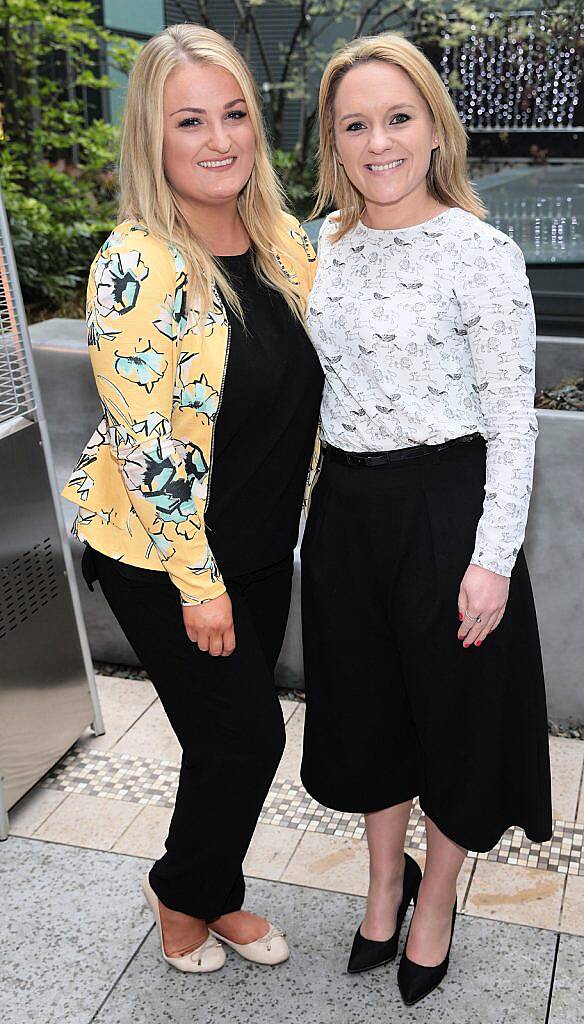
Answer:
[
  {"left": 272, "top": 149, "right": 318, "bottom": 222},
  {"left": 1, "top": 134, "right": 119, "bottom": 318},
  {"left": 0, "top": 0, "right": 139, "bottom": 320}
]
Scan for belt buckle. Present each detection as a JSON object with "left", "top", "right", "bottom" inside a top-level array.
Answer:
[{"left": 347, "top": 452, "right": 367, "bottom": 466}]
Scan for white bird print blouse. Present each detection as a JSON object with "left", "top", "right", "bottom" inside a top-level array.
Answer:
[{"left": 306, "top": 206, "right": 538, "bottom": 577}]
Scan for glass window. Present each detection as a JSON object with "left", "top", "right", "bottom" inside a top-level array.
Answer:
[{"left": 103, "top": 0, "right": 164, "bottom": 35}]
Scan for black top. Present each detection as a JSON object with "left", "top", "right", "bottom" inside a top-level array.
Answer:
[{"left": 204, "top": 249, "right": 323, "bottom": 579}]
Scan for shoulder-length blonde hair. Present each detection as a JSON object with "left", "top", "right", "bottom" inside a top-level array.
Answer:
[
  {"left": 313, "top": 32, "right": 486, "bottom": 240},
  {"left": 118, "top": 23, "right": 304, "bottom": 322}
]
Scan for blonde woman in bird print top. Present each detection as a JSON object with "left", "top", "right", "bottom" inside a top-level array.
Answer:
[
  {"left": 300, "top": 33, "right": 552, "bottom": 1007},
  {"left": 62, "top": 25, "right": 323, "bottom": 976}
]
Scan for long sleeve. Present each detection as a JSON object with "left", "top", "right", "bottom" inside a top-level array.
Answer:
[
  {"left": 455, "top": 234, "right": 538, "bottom": 576},
  {"left": 87, "top": 233, "right": 226, "bottom": 605}
]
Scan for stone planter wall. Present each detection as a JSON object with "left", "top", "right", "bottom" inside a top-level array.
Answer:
[
  {"left": 30, "top": 320, "right": 584, "bottom": 720},
  {"left": 525, "top": 336, "right": 584, "bottom": 725}
]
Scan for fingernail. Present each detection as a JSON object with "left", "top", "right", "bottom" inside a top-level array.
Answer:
[
  {"left": 463, "top": 642, "right": 469, "bottom": 648},
  {"left": 459, "top": 612, "right": 463, "bottom": 621},
  {"left": 475, "top": 640, "right": 482, "bottom": 647}
]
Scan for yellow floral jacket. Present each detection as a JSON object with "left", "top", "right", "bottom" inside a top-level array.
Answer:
[{"left": 61, "top": 214, "right": 320, "bottom": 605}]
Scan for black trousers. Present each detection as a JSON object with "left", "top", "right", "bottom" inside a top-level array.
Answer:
[
  {"left": 82, "top": 544, "right": 291, "bottom": 919},
  {"left": 300, "top": 436, "right": 553, "bottom": 853}
]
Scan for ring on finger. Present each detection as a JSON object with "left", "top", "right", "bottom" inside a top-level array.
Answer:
[{"left": 464, "top": 611, "right": 482, "bottom": 624}]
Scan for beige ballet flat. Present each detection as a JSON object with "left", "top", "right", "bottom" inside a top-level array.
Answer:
[
  {"left": 208, "top": 922, "right": 289, "bottom": 965},
  {"left": 142, "top": 873, "right": 225, "bottom": 973}
]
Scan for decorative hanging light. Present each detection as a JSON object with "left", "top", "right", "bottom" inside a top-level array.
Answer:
[{"left": 440, "top": 11, "right": 584, "bottom": 131}]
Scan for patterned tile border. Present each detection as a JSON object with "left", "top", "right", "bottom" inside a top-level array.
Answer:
[
  {"left": 263, "top": 779, "right": 584, "bottom": 876},
  {"left": 40, "top": 747, "right": 584, "bottom": 876},
  {"left": 42, "top": 748, "right": 179, "bottom": 806}
]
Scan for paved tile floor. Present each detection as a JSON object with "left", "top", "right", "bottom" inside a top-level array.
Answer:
[{"left": 2, "top": 674, "right": 583, "bottom": 1024}]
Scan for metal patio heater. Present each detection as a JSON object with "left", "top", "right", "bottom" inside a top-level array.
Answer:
[{"left": 0, "top": 190, "right": 103, "bottom": 841}]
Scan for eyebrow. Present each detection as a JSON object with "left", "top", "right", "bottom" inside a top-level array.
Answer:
[
  {"left": 339, "top": 103, "right": 416, "bottom": 122},
  {"left": 170, "top": 98, "right": 247, "bottom": 117}
]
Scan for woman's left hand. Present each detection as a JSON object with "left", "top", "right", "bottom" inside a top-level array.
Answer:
[{"left": 457, "top": 563, "right": 510, "bottom": 647}]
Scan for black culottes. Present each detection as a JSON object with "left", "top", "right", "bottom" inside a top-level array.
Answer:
[
  {"left": 82, "top": 544, "right": 291, "bottom": 919},
  {"left": 300, "top": 436, "right": 553, "bottom": 853}
]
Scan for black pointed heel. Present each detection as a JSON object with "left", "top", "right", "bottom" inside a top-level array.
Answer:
[
  {"left": 346, "top": 852, "right": 422, "bottom": 975},
  {"left": 397, "top": 897, "right": 457, "bottom": 1005}
]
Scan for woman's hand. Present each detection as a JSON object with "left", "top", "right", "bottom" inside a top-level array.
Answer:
[
  {"left": 457, "top": 564, "right": 510, "bottom": 648},
  {"left": 182, "top": 592, "right": 236, "bottom": 657}
]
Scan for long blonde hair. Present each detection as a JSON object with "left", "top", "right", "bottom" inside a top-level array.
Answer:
[
  {"left": 313, "top": 33, "right": 486, "bottom": 240},
  {"left": 118, "top": 23, "right": 304, "bottom": 323}
]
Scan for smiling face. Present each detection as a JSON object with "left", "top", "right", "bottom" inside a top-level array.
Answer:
[
  {"left": 162, "top": 60, "right": 256, "bottom": 211},
  {"left": 333, "top": 60, "right": 440, "bottom": 224}
]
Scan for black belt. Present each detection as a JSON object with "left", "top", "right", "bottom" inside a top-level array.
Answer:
[{"left": 324, "top": 432, "right": 483, "bottom": 467}]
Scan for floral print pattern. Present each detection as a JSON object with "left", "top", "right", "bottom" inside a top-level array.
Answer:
[
  {"left": 62, "top": 216, "right": 317, "bottom": 603},
  {"left": 114, "top": 340, "right": 169, "bottom": 393}
]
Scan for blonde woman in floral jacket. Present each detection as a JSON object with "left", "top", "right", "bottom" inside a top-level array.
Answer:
[{"left": 62, "top": 24, "right": 322, "bottom": 974}]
